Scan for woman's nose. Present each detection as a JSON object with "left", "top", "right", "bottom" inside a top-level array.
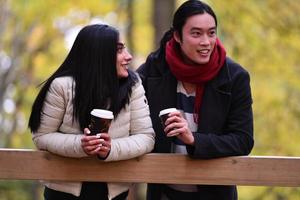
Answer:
[{"left": 124, "top": 49, "right": 133, "bottom": 61}]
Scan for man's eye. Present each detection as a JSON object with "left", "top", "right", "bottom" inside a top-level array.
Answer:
[
  {"left": 191, "top": 32, "right": 200, "bottom": 37},
  {"left": 209, "top": 31, "right": 216, "bottom": 36}
]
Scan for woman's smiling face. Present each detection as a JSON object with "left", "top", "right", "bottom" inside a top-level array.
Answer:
[{"left": 116, "top": 41, "right": 132, "bottom": 78}]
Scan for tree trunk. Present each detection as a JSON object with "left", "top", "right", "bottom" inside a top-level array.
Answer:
[
  {"left": 153, "top": 0, "right": 175, "bottom": 49},
  {"left": 127, "top": 0, "right": 134, "bottom": 56}
]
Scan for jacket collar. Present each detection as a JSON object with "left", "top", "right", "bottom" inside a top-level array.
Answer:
[{"left": 209, "top": 57, "right": 232, "bottom": 95}]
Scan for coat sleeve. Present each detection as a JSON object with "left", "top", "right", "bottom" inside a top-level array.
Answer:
[
  {"left": 32, "top": 78, "right": 87, "bottom": 158},
  {"left": 187, "top": 70, "right": 254, "bottom": 159},
  {"left": 105, "top": 78, "right": 155, "bottom": 161}
]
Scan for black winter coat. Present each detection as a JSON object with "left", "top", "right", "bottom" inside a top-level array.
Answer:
[{"left": 137, "top": 48, "right": 254, "bottom": 200}]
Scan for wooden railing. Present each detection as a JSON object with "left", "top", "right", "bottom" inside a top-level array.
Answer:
[{"left": 0, "top": 148, "right": 300, "bottom": 187}]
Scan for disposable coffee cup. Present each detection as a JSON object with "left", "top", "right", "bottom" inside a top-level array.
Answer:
[
  {"left": 159, "top": 108, "right": 177, "bottom": 130},
  {"left": 90, "top": 109, "right": 114, "bottom": 135}
]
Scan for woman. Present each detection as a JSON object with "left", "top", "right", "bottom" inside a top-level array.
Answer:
[{"left": 28, "top": 24, "right": 155, "bottom": 200}]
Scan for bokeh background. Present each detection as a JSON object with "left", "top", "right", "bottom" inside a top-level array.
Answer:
[{"left": 1, "top": 0, "right": 300, "bottom": 199}]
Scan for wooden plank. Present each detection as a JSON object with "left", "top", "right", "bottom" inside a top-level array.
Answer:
[{"left": 0, "top": 148, "right": 300, "bottom": 187}]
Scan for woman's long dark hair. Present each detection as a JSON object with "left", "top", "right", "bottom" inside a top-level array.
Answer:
[
  {"left": 160, "top": 0, "right": 218, "bottom": 49},
  {"left": 28, "top": 24, "right": 137, "bottom": 132}
]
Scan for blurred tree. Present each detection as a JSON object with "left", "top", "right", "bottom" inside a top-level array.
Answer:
[
  {"left": 153, "top": 0, "right": 175, "bottom": 49},
  {"left": 209, "top": 0, "right": 300, "bottom": 199},
  {"left": 0, "top": 0, "right": 138, "bottom": 199},
  {"left": 125, "top": 0, "right": 134, "bottom": 55}
]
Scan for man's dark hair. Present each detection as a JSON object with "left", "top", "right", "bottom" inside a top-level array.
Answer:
[{"left": 160, "top": 0, "right": 217, "bottom": 48}]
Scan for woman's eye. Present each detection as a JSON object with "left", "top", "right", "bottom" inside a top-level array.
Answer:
[
  {"left": 117, "top": 43, "right": 125, "bottom": 53},
  {"left": 117, "top": 48, "right": 123, "bottom": 53}
]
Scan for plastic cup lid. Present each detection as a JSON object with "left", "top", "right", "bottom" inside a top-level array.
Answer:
[
  {"left": 90, "top": 109, "right": 114, "bottom": 119},
  {"left": 159, "top": 108, "right": 177, "bottom": 117}
]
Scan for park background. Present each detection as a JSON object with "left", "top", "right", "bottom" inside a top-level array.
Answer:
[{"left": 0, "top": 0, "right": 300, "bottom": 199}]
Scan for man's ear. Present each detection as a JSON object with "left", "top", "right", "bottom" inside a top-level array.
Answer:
[{"left": 173, "top": 31, "right": 181, "bottom": 44}]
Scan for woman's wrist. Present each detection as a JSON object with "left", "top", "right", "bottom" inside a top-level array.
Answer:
[{"left": 97, "top": 150, "right": 111, "bottom": 160}]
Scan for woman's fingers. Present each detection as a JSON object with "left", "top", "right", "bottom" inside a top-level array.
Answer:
[
  {"left": 81, "top": 133, "right": 111, "bottom": 156},
  {"left": 83, "top": 128, "right": 91, "bottom": 135}
]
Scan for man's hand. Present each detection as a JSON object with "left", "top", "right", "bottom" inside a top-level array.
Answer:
[{"left": 164, "top": 111, "right": 195, "bottom": 145}]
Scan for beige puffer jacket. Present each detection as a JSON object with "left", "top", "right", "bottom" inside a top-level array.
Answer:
[{"left": 32, "top": 76, "right": 155, "bottom": 199}]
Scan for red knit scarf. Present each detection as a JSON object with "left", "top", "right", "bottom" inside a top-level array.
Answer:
[{"left": 165, "top": 37, "right": 226, "bottom": 122}]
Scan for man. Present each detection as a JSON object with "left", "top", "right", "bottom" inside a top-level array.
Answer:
[{"left": 137, "top": 1, "right": 254, "bottom": 200}]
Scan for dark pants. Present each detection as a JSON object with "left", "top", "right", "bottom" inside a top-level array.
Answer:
[
  {"left": 163, "top": 185, "right": 200, "bottom": 200},
  {"left": 147, "top": 183, "right": 237, "bottom": 200},
  {"left": 44, "top": 182, "right": 128, "bottom": 200}
]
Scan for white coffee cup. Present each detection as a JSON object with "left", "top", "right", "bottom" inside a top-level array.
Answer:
[
  {"left": 159, "top": 108, "right": 179, "bottom": 137},
  {"left": 90, "top": 109, "right": 114, "bottom": 135}
]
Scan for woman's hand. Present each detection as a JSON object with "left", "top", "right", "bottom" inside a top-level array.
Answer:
[
  {"left": 81, "top": 128, "right": 111, "bottom": 158},
  {"left": 164, "top": 111, "right": 195, "bottom": 145}
]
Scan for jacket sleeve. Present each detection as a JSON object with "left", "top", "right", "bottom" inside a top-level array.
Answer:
[
  {"left": 187, "top": 70, "right": 254, "bottom": 159},
  {"left": 32, "top": 78, "right": 87, "bottom": 158},
  {"left": 105, "top": 77, "right": 155, "bottom": 161}
]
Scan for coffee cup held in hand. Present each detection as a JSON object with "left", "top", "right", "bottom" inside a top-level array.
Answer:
[
  {"left": 90, "top": 109, "right": 114, "bottom": 135},
  {"left": 159, "top": 108, "right": 177, "bottom": 136}
]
